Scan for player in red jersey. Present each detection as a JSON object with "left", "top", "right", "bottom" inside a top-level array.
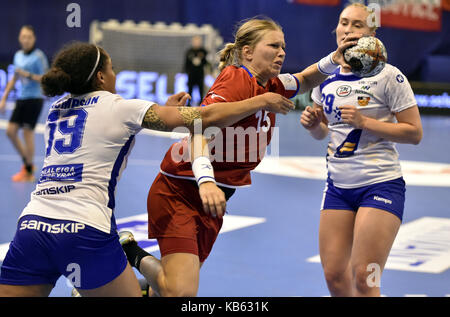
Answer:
[{"left": 120, "top": 17, "right": 359, "bottom": 296}]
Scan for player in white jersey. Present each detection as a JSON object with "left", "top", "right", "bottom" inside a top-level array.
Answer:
[
  {"left": 0, "top": 42, "right": 294, "bottom": 297},
  {"left": 300, "top": 3, "right": 422, "bottom": 297}
]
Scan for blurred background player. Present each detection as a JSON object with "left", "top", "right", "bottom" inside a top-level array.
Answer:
[
  {"left": 300, "top": 3, "right": 423, "bottom": 297},
  {"left": 0, "top": 25, "right": 48, "bottom": 182},
  {"left": 120, "top": 16, "right": 358, "bottom": 297},
  {"left": 0, "top": 41, "right": 294, "bottom": 297},
  {"left": 184, "top": 35, "right": 209, "bottom": 106}
]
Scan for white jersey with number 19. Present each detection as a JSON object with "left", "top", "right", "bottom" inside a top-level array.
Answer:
[
  {"left": 311, "top": 64, "right": 417, "bottom": 189},
  {"left": 20, "top": 91, "right": 153, "bottom": 233}
]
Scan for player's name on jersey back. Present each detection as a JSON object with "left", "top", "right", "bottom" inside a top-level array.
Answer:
[{"left": 51, "top": 95, "right": 100, "bottom": 110}]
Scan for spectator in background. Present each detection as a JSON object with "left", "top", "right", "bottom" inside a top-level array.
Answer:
[
  {"left": 184, "top": 35, "right": 209, "bottom": 106},
  {"left": 0, "top": 25, "right": 49, "bottom": 182}
]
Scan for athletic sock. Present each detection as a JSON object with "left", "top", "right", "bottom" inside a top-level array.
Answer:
[
  {"left": 122, "top": 241, "right": 152, "bottom": 272},
  {"left": 25, "top": 163, "right": 33, "bottom": 174},
  {"left": 138, "top": 278, "right": 150, "bottom": 297}
]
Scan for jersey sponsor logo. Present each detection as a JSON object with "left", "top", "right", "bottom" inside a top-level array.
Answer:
[
  {"left": 329, "top": 121, "right": 349, "bottom": 127},
  {"left": 358, "top": 96, "right": 371, "bottom": 107},
  {"left": 358, "top": 80, "right": 378, "bottom": 86},
  {"left": 354, "top": 89, "right": 374, "bottom": 98},
  {"left": 38, "top": 164, "right": 83, "bottom": 183},
  {"left": 336, "top": 85, "right": 352, "bottom": 97},
  {"left": 34, "top": 185, "right": 76, "bottom": 196},
  {"left": 19, "top": 219, "right": 85, "bottom": 234},
  {"left": 0, "top": 213, "right": 266, "bottom": 261},
  {"left": 51, "top": 96, "right": 99, "bottom": 110},
  {"left": 396, "top": 74, "right": 405, "bottom": 83},
  {"left": 373, "top": 195, "right": 392, "bottom": 204}
]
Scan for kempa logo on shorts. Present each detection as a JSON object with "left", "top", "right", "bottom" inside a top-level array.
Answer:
[
  {"left": 19, "top": 220, "right": 85, "bottom": 234},
  {"left": 373, "top": 196, "right": 392, "bottom": 205}
]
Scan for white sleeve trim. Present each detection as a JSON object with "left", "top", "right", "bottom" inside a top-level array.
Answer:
[
  {"left": 311, "top": 87, "right": 323, "bottom": 106},
  {"left": 392, "top": 102, "right": 417, "bottom": 113},
  {"left": 277, "top": 73, "right": 298, "bottom": 91}
]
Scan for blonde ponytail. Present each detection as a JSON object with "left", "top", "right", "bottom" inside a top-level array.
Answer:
[{"left": 218, "top": 43, "right": 237, "bottom": 72}]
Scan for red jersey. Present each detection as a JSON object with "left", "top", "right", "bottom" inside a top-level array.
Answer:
[{"left": 160, "top": 65, "right": 299, "bottom": 187}]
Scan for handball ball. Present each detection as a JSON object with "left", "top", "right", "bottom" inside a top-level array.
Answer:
[{"left": 344, "top": 36, "right": 387, "bottom": 77}]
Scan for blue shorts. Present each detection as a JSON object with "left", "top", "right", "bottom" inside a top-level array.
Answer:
[
  {"left": 321, "top": 177, "right": 406, "bottom": 221},
  {"left": 0, "top": 215, "right": 127, "bottom": 290}
]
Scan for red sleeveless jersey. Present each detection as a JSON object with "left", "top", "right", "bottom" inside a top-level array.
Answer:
[{"left": 160, "top": 65, "right": 299, "bottom": 187}]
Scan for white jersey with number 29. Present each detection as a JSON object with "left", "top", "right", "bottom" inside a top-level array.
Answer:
[
  {"left": 311, "top": 64, "right": 417, "bottom": 188},
  {"left": 21, "top": 91, "right": 153, "bottom": 233}
]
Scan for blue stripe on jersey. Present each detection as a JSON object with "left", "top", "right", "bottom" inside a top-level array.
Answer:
[
  {"left": 107, "top": 135, "right": 135, "bottom": 210},
  {"left": 110, "top": 213, "right": 117, "bottom": 235},
  {"left": 319, "top": 70, "right": 361, "bottom": 93},
  {"left": 240, "top": 65, "right": 253, "bottom": 78},
  {"left": 291, "top": 75, "right": 300, "bottom": 98}
]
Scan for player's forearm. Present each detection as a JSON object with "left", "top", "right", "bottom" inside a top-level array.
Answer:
[
  {"left": 1, "top": 78, "right": 17, "bottom": 100},
  {"left": 141, "top": 104, "right": 185, "bottom": 132},
  {"left": 294, "top": 63, "right": 328, "bottom": 95},
  {"left": 141, "top": 104, "right": 214, "bottom": 133},
  {"left": 142, "top": 95, "right": 269, "bottom": 133},
  {"left": 190, "top": 133, "right": 210, "bottom": 161},
  {"left": 198, "top": 95, "right": 267, "bottom": 129},
  {"left": 30, "top": 74, "right": 43, "bottom": 82},
  {"left": 190, "top": 131, "right": 217, "bottom": 187},
  {"left": 295, "top": 49, "right": 345, "bottom": 95},
  {"left": 308, "top": 122, "right": 329, "bottom": 140},
  {"left": 361, "top": 117, "right": 422, "bottom": 145}
]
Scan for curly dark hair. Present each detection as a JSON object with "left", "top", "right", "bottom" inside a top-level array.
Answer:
[{"left": 41, "top": 42, "right": 108, "bottom": 97}]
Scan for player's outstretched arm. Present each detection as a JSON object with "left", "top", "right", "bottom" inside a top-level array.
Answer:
[
  {"left": 294, "top": 33, "right": 361, "bottom": 95},
  {"left": 198, "top": 92, "right": 294, "bottom": 129},
  {"left": 141, "top": 92, "right": 294, "bottom": 132}
]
